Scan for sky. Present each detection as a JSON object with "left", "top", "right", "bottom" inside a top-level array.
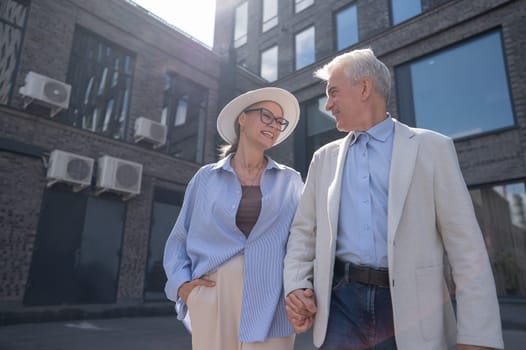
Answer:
[{"left": 131, "top": 0, "right": 216, "bottom": 47}]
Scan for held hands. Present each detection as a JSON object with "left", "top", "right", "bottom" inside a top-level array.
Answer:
[
  {"left": 285, "top": 288, "right": 317, "bottom": 333},
  {"left": 177, "top": 278, "right": 215, "bottom": 304}
]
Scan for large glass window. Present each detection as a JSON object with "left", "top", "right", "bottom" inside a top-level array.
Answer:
[
  {"left": 395, "top": 30, "right": 514, "bottom": 139},
  {"left": 391, "top": 0, "right": 421, "bottom": 25},
  {"left": 260, "top": 45, "right": 278, "bottom": 82},
  {"left": 144, "top": 188, "right": 184, "bottom": 301},
  {"left": 295, "top": 0, "right": 314, "bottom": 13},
  {"left": 336, "top": 4, "right": 358, "bottom": 51},
  {"left": 234, "top": 2, "right": 248, "bottom": 48},
  {"left": 262, "top": 0, "right": 278, "bottom": 32},
  {"left": 62, "top": 26, "right": 135, "bottom": 140},
  {"left": 468, "top": 181, "right": 526, "bottom": 297},
  {"left": 294, "top": 95, "right": 346, "bottom": 175},
  {"left": 161, "top": 73, "right": 208, "bottom": 164},
  {"left": 295, "top": 26, "right": 315, "bottom": 71},
  {"left": 0, "top": 0, "right": 29, "bottom": 105}
]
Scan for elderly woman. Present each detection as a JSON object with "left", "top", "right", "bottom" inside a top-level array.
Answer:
[{"left": 163, "top": 87, "right": 303, "bottom": 350}]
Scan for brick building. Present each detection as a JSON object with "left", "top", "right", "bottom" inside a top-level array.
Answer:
[
  {"left": 0, "top": 0, "right": 267, "bottom": 322},
  {"left": 1, "top": 0, "right": 525, "bottom": 328},
  {"left": 213, "top": 0, "right": 526, "bottom": 326}
]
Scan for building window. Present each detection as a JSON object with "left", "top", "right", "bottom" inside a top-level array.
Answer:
[
  {"left": 391, "top": 0, "right": 421, "bottom": 25},
  {"left": 262, "top": 0, "right": 278, "bottom": 32},
  {"left": 161, "top": 73, "right": 208, "bottom": 164},
  {"left": 395, "top": 30, "right": 514, "bottom": 139},
  {"left": 260, "top": 45, "right": 278, "bottom": 82},
  {"left": 335, "top": 4, "right": 358, "bottom": 51},
  {"left": 24, "top": 188, "right": 125, "bottom": 306},
  {"left": 144, "top": 188, "right": 184, "bottom": 301},
  {"left": 294, "top": 95, "right": 346, "bottom": 175},
  {"left": 234, "top": 2, "right": 248, "bottom": 48},
  {"left": 468, "top": 181, "right": 526, "bottom": 297},
  {"left": 295, "top": 0, "right": 314, "bottom": 13},
  {"left": 0, "top": 0, "right": 29, "bottom": 105},
  {"left": 295, "top": 26, "right": 315, "bottom": 71},
  {"left": 62, "top": 27, "right": 135, "bottom": 140}
]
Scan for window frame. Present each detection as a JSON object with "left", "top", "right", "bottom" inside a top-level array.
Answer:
[
  {"left": 294, "top": 25, "right": 316, "bottom": 71},
  {"left": 233, "top": 1, "right": 248, "bottom": 48},
  {"left": 389, "top": 0, "right": 422, "bottom": 25},
  {"left": 394, "top": 28, "right": 516, "bottom": 141},
  {"left": 334, "top": 3, "right": 359, "bottom": 51},
  {"left": 294, "top": 0, "right": 314, "bottom": 14},
  {"left": 260, "top": 45, "right": 279, "bottom": 82},
  {"left": 261, "top": 0, "right": 278, "bottom": 33}
]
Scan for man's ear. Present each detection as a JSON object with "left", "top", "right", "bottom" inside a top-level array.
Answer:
[{"left": 360, "top": 78, "right": 373, "bottom": 101}]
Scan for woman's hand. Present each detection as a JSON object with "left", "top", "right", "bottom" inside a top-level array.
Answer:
[{"left": 178, "top": 278, "right": 215, "bottom": 303}]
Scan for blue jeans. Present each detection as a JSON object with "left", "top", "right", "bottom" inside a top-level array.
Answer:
[{"left": 320, "top": 272, "right": 397, "bottom": 350}]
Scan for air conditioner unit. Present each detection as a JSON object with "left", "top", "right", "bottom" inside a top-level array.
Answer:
[
  {"left": 19, "top": 71, "right": 72, "bottom": 117},
  {"left": 134, "top": 117, "right": 167, "bottom": 148},
  {"left": 46, "top": 150, "right": 94, "bottom": 191},
  {"left": 96, "top": 155, "right": 143, "bottom": 200}
]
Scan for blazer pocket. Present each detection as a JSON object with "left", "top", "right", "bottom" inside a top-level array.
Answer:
[{"left": 415, "top": 265, "right": 446, "bottom": 341}]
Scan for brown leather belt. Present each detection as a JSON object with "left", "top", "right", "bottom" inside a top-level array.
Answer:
[{"left": 334, "top": 258, "right": 390, "bottom": 288}]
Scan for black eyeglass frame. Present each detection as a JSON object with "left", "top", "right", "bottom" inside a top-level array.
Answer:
[{"left": 243, "top": 108, "right": 290, "bottom": 132}]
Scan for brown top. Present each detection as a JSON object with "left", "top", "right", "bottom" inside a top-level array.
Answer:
[{"left": 236, "top": 186, "right": 262, "bottom": 237}]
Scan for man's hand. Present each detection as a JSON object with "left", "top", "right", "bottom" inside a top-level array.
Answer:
[
  {"left": 177, "top": 278, "right": 215, "bottom": 303},
  {"left": 285, "top": 289, "right": 317, "bottom": 333},
  {"left": 457, "top": 345, "right": 494, "bottom": 350}
]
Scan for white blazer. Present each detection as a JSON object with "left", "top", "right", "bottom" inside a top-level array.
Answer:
[{"left": 284, "top": 120, "right": 504, "bottom": 349}]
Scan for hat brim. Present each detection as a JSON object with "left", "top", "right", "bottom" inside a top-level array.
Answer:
[{"left": 217, "top": 87, "right": 300, "bottom": 146}]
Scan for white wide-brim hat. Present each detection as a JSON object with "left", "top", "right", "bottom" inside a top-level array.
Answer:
[{"left": 216, "top": 87, "right": 300, "bottom": 146}]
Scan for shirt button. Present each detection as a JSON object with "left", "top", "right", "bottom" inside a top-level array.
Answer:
[{"left": 362, "top": 175, "right": 367, "bottom": 180}]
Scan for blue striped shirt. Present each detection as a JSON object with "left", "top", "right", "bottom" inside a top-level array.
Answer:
[
  {"left": 163, "top": 154, "right": 303, "bottom": 342},
  {"left": 337, "top": 116, "right": 394, "bottom": 268}
]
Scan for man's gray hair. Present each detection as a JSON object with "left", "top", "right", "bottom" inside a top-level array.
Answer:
[{"left": 314, "top": 48, "right": 392, "bottom": 103}]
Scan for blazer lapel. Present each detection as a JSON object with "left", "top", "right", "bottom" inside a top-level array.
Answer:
[
  {"left": 327, "top": 133, "right": 353, "bottom": 243},
  {"left": 388, "top": 121, "right": 418, "bottom": 242}
]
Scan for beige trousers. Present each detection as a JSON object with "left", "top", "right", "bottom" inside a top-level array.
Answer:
[{"left": 187, "top": 254, "right": 294, "bottom": 350}]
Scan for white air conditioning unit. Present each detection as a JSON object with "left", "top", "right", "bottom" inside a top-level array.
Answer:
[
  {"left": 19, "top": 71, "right": 72, "bottom": 117},
  {"left": 46, "top": 150, "right": 94, "bottom": 191},
  {"left": 134, "top": 117, "right": 167, "bottom": 148},
  {"left": 96, "top": 155, "right": 143, "bottom": 200}
]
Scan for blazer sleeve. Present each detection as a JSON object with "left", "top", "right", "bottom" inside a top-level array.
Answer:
[
  {"left": 434, "top": 137, "right": 504, "bottom": 348},
  {"left": 284, "top": 152, "right": 319, "bottom": 295}
]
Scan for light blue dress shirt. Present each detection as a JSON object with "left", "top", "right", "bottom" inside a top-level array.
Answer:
[
  {"left": 337, "top": 116, "right": 394, "bottom": 268},
  {"left": 163, "top": 154, "right": 303, "bottom": 342}
]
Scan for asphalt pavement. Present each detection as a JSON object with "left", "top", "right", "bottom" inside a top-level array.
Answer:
[{"left": 0, "top": 315, "right": 523, "bottom": 349}]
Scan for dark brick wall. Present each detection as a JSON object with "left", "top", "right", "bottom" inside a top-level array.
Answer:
[
  {"left": 0, "top": 150, "right": 44, "bottom": 301},
  {"left": 0, "top": 0, "right": 227, "bottom": 310}
]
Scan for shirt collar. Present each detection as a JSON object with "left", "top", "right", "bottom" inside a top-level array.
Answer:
[
  {"left": 351, "top": 113, "right": 394, "bottom": 144},
  {"left": 367, "top": 113, "right": 394, "bottom": 142},
  {"left": 211, "top": 153, "right": 283, "bottom": 172}
]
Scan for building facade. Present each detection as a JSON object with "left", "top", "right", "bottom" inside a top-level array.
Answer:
[
  {"left": 1, "top": 0, "right": 525, "bottom": 328},
  {"left": 0, "top": 0, "right": 268, "bottom": 322},
  {"left": 214, "top": 0, "right": 526, "bottom": 325}
]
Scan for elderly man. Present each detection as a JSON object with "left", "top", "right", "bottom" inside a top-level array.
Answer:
[{"left": 284, "top": 48, "right": 503, "bottom": 350}]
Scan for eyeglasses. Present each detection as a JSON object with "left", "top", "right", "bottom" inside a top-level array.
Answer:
[{"left": 244, "top": 108, "right": 290, "bottom": 132}]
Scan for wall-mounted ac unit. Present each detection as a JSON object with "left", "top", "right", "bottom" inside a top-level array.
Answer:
[
  {"left": 19, "top": 71, "right": 71, "bottom": 117},
  {"left": 96, "top": 155, "right": 143, "bottom": 200},
  {"left": 46, "top": 150, "right": 94, "bottom": 191},
  {"left": 134, "top": 117, "right": 167, "bottom": 148}
]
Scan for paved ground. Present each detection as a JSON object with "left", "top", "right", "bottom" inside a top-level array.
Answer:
[{"left": 0, "top": 315, "right": 523, "bottom": 350}]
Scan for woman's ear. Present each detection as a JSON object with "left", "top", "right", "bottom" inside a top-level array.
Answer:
[{"left": 238, "top": 112, "right": 246, "bottom": 126}]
